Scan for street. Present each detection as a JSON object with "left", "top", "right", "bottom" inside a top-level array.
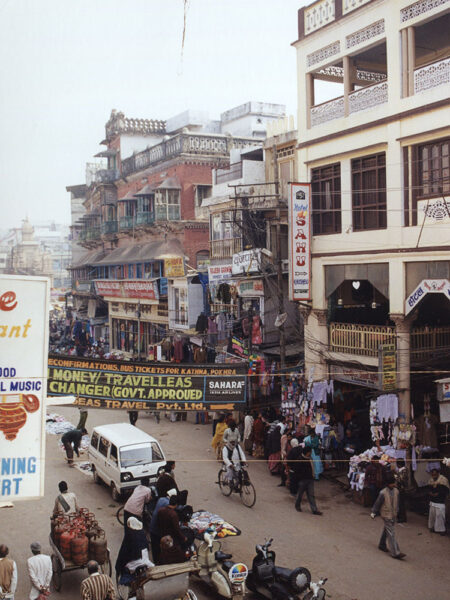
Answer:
[{"left": 1, "top": 407, "right": 449, "bottom": 600}]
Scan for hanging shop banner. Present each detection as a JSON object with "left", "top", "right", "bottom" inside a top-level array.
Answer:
[
  {"left": 164, "top": 257, "right": 185, "bottom": 278},
  {"left": 232, "top": 249, "right": 262, "bottom": 275},
  {"left": 0, "top": 275, "right": 50, "bottom": 501},
  {"left": 95, "top": 279, "right": 159, "bottom": 301},
  {"left": 237, "top": 279, "right": 264, "bottom": 297},
  {"left": 47, "top": 355, "right": 247, "bottom": 411},
  {"left": 208, "top": 264, "right": 233, "bottom": 284},
  {"left": 379, "top": 343, "right": 397, "bottom": 391},
  {"left": 330, "top": 364, "right": 379, "bottom": 389},
  {"left": 405, "top": 279, "right": 450, "bottom": 315},
  {"left": 437, "top": 380, "right": 450, "bottom": 422},
  {"left": 288, "top": 183, "right": 311, "bottom": 301}
]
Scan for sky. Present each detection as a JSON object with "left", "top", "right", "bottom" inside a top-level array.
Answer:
[{"left": 0, "top": 0, "right": 307, "bottom": 230}]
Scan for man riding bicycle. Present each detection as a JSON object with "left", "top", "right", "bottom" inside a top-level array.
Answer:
[{"left": 222, "top": 420, "right": 246, "bottom": 486}]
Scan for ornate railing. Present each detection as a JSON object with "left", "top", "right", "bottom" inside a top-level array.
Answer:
[
  {"left": 119, "top": 216, "right": 135, "bottom": 230},
  {"left": 310, "top": 96, "right": 344, "bottom": 127},
  {"left": 329, "top": 323, "right": 396, "bottom": 357},
  {"left": 411, "top": 326, "right": 450, "bottom": 360},
  {"left": 210, "top": 238, "right": 243, "bottom": 259},
  {"left": 101, "top": 221, "right": 118, "bottom": 235},
  {"left": 414, "top": 57, "right": 450, "bottom": 94},
  {"left": 94, "top": 168, "right": 120, "bottom": 184},
  {"left": 349, "top": 81, "right": 388, "bottom": 114},
  {"left": 80, "top": 226, "right": 101, "bottom": 241},
  {"left": 136, "top": 211, "right": 155, "bottom": 225}
]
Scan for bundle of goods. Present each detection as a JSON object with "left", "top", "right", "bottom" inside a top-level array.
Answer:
[
  {"left": 189, "top": 511, "right": 240, "bottom": 538},
  {"left": 50, "top": 507, "right": 107, "bottom": 565}
]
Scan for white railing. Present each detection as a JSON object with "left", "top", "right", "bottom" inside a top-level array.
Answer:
[
  {"left": 414, "top": 57, "right": 450, "bottom": 94},
  {"left": 310, "top": 96, "right": 344, "bottom": 127},
  {"left": 349, "top": 81, "right": 388, "bottom": 114}
]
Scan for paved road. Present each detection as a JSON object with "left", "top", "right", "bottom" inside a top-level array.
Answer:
[{"left": 1, "top": 406, "right": 449, "bottom": 600}]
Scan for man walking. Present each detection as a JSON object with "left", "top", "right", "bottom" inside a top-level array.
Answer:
[
  {"left": 80, "top": 560, "right": 116, "bottom": 600},
  {"left": 428, "top": 467, "right": 449, "bottom": 535},
  {"left": 294, "top": 446, "right": 322, "bottom": 515},
  {"left": 61, "top": 427, "right": 87, "bottom": 466},
  {"left": 27, "top": 542, "right": 52, "bottom": 600},
  {"left": 53, "top": 480, "right": 79, "bottom": 515},
  {"left": 371, "top": 473, "right": 406, "bottom": 559},
  {"left": 0, "top": 545, "right": 17, "bottom": 600}
]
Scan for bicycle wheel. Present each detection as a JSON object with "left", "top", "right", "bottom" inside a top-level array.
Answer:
[
  {"left": 240, "top": 480, "right": 256, "bottom": 507},
  {"left": 116, "top": 505, "right": 125, "bottom": 525},
  {"left": 218, "top": 469, "right": 232, "bottom": 496},
  {"left": 116, "top": 574, "right": 130, "bottom": 600}
]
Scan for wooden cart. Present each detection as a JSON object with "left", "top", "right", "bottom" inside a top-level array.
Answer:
[{"left": 117, "top": 560, "right": 199, "bottom": 600}]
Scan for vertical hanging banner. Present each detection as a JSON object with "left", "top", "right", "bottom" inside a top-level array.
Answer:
[
  {"left": 0, "top": 275, "right": 50, "bottom": 501},
  {"left": 289, "top": 183, "right": 312, "bottom": 300}
]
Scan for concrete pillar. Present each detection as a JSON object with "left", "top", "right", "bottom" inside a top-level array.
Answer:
[
  {"left": 407, "top": 27, "right": 415, "bottom": 97},
  {"left": 304, "top": 308, "right": 328, "bottom": 381},
  {"left": 401, "top": 28, "right": 408, "bottom": 98},
  {"left": 305, "top": 73, "right": 315, "bottom": 129},
  {"left": 390, "top": 313, "right": 413, "bottom": 424},
  {"left": 343, "top": 55, "right": 353, "bottom": 117}
]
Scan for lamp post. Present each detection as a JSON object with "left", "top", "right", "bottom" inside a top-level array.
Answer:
[{"left": 136, "top": 300, "right": 141, "bottom": 360}]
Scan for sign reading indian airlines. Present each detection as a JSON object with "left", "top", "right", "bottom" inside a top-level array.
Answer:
[
  {"left": 288, "top": 183, "right": 312, "bottom": 301},
  {"left": 0, "top": 275, "right": 50, "bottom": 500},
  {"left": 405, "top": 279, "right": 450, "bottom": 315}
]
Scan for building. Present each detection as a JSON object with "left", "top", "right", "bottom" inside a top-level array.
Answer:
[
  {"left": 7, "top": 219, "right": 54, "bottom": 283},
  {"left": 293, "top": 0, "right": 450, "bottom": 448}
]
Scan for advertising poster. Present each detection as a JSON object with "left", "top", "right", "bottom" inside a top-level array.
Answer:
[
  {"left": 379, "top": 343, "right": 397, "bottom": 391},
  {"left": 164, "top": 257, "right": 185, "bottom": 278},
  {"left": 95, "top": 279, "right": 159, "bottom": 301},
  {"left": 0, "top": 275, "right": 50, "bottom": 500},
  {"left": 288, "top": 183, "right": 311, "bottom": 301},
  {"left": 48, "top": 355, "right": 247, "bottom": 411}
]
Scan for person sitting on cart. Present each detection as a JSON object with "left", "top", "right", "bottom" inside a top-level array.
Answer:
[
  {"left": 115, "top": 517, "right": 153, "bottom": 586},
  {"left": 222, "top": 425, "right": 246, "bottom": 486},
  {"left": 123, "top": 477, "right": 153, "bottom": 531},
  {"left": 159, "top": 535, "right": 187, "bottom": 565}
]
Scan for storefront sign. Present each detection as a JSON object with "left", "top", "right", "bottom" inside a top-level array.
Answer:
[
  {"left": 437, "top": 380, "right": 450, "bottom": 423},
  {"left": 232, "top": 249, "right": 262, "bottom": 275},
  {"left": 95, "top": 280, "right": 159, "bottom": 301},
  {"left": 288, "top": 183, "right": 311, "bottom": 301},
  {"left": 330, "top": 364, "right": 379, "bottom": 388},
  {"left": 231, "top": 336, "right": 248, "bottom": 358},
  {"left": 405, "top": 279, "right": 450, "bottom": 315},
  {"left": 0, "top": 276, "right": 50, "bottom": 500},
  {"left": 164, "top": 257, "right": 185, "bottom": 278},
  {"left": 47, "top": 355, "right": 247, "bottom": 411},
  {"left": 208, "top": 264, "right": 233, "bottom": 283},
  {"left": 237, "top": 279, "right": 264, "bottom": 297},
  {"left": 379, "top": 343, "right": 397, "bottom": 391}
]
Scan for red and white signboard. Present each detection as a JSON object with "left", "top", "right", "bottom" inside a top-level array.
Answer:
[
  {"left": 289, "top": 183, "right": 311, "bottom": 301},
  {"left": 405, "top": 279, "right": 450, "bottom": 315},
  {"left": 208, "top": 264, "right": 233, "bottom": 284},
  {"left": 0, "top": 275, "right": 50, "bottom": 500},
  {"left": 95, "top": 279, "right": 159, "bottom": 301}
]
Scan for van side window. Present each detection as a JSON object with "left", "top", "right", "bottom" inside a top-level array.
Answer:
[
  {"left": 151, "top": 442, "right": 164, "bottom": 462},
  {"left": 91, "top": 432, "right": 99, "bottom": 449},
  {"left": 99, "top": 437, "right": 109, "bottom": 457},
  {"left": 110, "top": 444, "right": 118, "bottom": 464}
]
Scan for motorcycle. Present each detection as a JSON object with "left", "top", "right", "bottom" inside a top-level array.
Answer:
[{"left": 246, "top": 538, "right": 327, "bottom": 600}]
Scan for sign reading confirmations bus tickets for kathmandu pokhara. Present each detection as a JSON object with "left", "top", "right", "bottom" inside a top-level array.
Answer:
[
  {"left": 289, "top": 183, "right": 312, "bottom": 301},
  {"left": 47, "top": 355, "right": 247, "bottom": 411},
  {"left": 0, "top": 275, "right": 50, "bottom": 501}
]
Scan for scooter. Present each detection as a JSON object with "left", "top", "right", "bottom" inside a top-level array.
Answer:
[
  {"left": 246, "top": 538, "right": 326, "bottom": 600},
  {"left": 192, "top": 530, "right": 245, "bottom": 599}
]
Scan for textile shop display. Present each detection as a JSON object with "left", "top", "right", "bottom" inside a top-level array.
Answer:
[
  {"left": 188, "top": 511, "right": 241, "bottom": 538},
  {"left": 347, "top": 446, "right": 406, "bottom": 491},
  {"left": 369, "top": 395, "right": 401, "bottom": 446}
]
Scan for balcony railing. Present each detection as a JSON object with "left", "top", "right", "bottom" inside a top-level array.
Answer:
[
  {"left": 215, "top": 162, "right": 243, "bottom": 184},
  {"left": 80, "top": 226, "right": 101, "bottom": 241},
  {"left": 101, "top": 220, "right": 118, "bottom": 235},
  {"left": 348, "top": 80, "right": 388, "bottom": 114},
  {"left": 310, "top": 96, "right": 344, "bottom": 127},
  {"left": 411, "top": 326, "right": 450, "bottom": 360},
  {"left": 119, "top": 215, "right": 135, "bottom": 230},
  {"left": 155, "top": 205, "right": 181, "bottom": 221},
  {"left": 136, "top": 211, "right": 155, "bottom": 225},
  {"left": 329, "top": 323, "right": 396, "bottom": 357},
  {"left": 414, "top": 57, "right": 450, "bottom": 94},
  {"left": 94, "top": 168, "right": 120, "bottom": 184},
  {"left": 210, "top": 238, "right": 243, "bottom": 259}
]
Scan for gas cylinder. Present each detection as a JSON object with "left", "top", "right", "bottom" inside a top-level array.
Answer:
[
  {"left": 54, "top": 519, "right": 66, "bottom": 549},
  {"left": 71, "top": 530, "right": 89, "bottom": 566},
  {"left": 89, "top": 529, "right": 107, "bottom": 564},
  {"left": 60, "top": 528, "right": 75, "bottom": 561}
]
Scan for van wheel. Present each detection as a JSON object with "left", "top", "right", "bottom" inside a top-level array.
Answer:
[
  {"left": 92, "top": 467, "right": 100, "bottom": 484},
  {"left": 111, "top": 483, "right": 121, "bottom": 502}
]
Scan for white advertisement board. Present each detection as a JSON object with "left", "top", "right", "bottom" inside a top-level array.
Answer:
[
  {"left": 405, "top": 279, "right": 450, "bottom": 315},
  {"left": 0, "top": 275, "right": 50, "bottom": 500},
  {"left": 208, "top": 264, "right": 233, "bottom": 284},
  {"left": 289, "top": 183, "right": 311, "bottom": 301},
  {"left": 231, "top": 249, "right": 262, "bottom": 275}
]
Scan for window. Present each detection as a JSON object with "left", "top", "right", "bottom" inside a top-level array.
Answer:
[
  {"left": 155, "top": 189, "right": 180, "bottom": 221},
  {"left": 279, "top": 160, "right": 293, "bottom": 200},
  {"left": 99, "top": 437, "right": 109, "bottom": 457},
  {"left": 352, "top": 153, "right": 386, "bottom": 231},
  {"left": 195, "top": 185, "right": 212, "bottom": 207},
  {"left": 210, "top": 211, "right": 241, "bottom": 241},
  {"left": 173, "top": 287, "right": 188, "bottom": 325},
  {"left": 110, "top": 444, "right": 118, "bottom": 464},
  {"left": 151, "top": 442, "right": 164, "bottom": 462},
  {"left": 418, "top": 139, "right": 450, "bottom": 197},
  {"left": 312, "top": 163, "right": 341, "bottom": 235},
  {"left": 91, "top": 432, "right": 99, "bottom": 450}
]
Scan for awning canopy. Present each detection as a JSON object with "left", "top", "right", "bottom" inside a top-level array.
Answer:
[
  {"left": 93, "top": 238, "right": 186, "bottom": 266},
  {"left": 134, "top": 184, "right": 156, "bottom": 196},
  {"left": 70, "top": 248, "right": 107, "bottom": 269},
  {"left": 94, "top": 149, "right": 117, "bottom": 158},
  {"left": 157, "top": 176, "right": 181, "bottom": 190},
  {"left": 118, "top": 190, "right": 137, "bottom": 202}
]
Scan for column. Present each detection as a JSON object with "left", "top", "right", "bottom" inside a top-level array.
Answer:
[
  {"left": 303, "top": 308, "right": 328, "bottom": 381},
  {"left": 390, "top": 313, "right": 413, "bottom": 423},
  {"left": 401, "top": 28, "right": 408, "bottom": 98},
  {"left": 343, "top": 55, "right": 354, "bottom": 117},
  {"left": 306, "top": 73, "right": 315, "bottom": 129},
  {"left": 407, "top": 27, "right": 415, "bottom": 97}
]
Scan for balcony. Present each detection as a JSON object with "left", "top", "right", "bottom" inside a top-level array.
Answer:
[
  {"left": 136, "top": 211, "right": 155, "bottom": 226},
  {"left": 329, "top": 323, "right": 396, "bottom": 357},
  {"left": 101, "top": 220, "right": 118, "bottom": 235},
  {"left": 119, "top": 216, "right": 135, "bottom": 230},
  {"left": 411, "top": 326, "right": 450, "bottom": 361},
  {"left": 94, "top": 168, "right": 120, "bottom": 184},
  {"left": 215, "top": 162, "right": 243, "bottom": 184},
  {"left": 348, "top": 81, "right": 388, "bottom": 114},
  {"left": 210, "top": 238, "right": 243, "bottom": 259},
  {"left": 80, "top": 226, "right": 101, "bottom": 241},
  {"left": 155, "top": 206, "right": 180, "bottom": 221},
  {"left": 311, "top": 96, "right": 344, "bottom": 127},
  {"left": 414, "top": 57, "right": 450, "bottom": 95}
]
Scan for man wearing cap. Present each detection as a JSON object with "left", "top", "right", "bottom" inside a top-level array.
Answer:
[
  {"left": 0, "top": 545, "right": 17, "bottom": 600},
  {"left": 27, "top": 542, "right": 52, "bottom": 600}
]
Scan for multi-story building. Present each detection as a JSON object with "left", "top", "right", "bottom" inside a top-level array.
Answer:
[{"left": 293, "top": 0, "right": 450, "bottom": 446}]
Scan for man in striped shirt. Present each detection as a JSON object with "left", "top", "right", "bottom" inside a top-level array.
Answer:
[{"left": 80, "top": 560, "right": 116, "bottom": 600}]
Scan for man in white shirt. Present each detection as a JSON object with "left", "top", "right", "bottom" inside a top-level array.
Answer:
[
  {"left": 53, "top": 480, "right": 79, "bottom": 515},
  {"left": 0, "top": 544, "right": 17, "bottom": 600},
  {"left": 27, "top": 542, "right": 52, "bottom": 600}
]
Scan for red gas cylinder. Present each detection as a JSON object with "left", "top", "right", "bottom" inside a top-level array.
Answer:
[
  {"left": 60, "top": 528, "right": 75, "bottom": 561},
  {"left": 71, "top": 530, "right": 89, "bottom": 566}
]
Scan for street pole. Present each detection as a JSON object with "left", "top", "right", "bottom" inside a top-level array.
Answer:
[
  {"left": 273, "top": 145, "right": 286, "bottom": 386},
  {"left": 137, "top": 300, "right": 141, "bottom": 360}
]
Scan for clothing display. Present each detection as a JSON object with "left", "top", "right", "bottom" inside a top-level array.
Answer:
[
  {"left": 415, "top": 413, "right": 439, "bottom": 448},
  {"left": 195, "top": 313, "right": 208, "bottom": 333},
  {"left": 251, "top": 315, "right": 262, "bottom": 345}
]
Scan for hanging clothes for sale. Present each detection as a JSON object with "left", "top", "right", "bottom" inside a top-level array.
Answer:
[
  {"left": 251, "top": 315, "right": 262, "bottom": 345},
  {"left": 173, "top": 335, "right": 184, "bottom": 362},
  {"left": 216, "top": 282, "right": 231, "bottom": 304},
  {"left": 194, "top": 345, "right": 207, "bottom": 364},
  {"left": 208, "top": 315, "right": 218, "bottom": 346},
  {"left": 216, "top": 312, "right": 227, "bottom": 343},
  {"left": 196, "top": 312, "right": 208, "bottom": 333}
]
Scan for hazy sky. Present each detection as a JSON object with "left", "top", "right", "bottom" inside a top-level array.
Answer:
[{"left": 0, "top": 0, "right": 306, "bottom": 230}]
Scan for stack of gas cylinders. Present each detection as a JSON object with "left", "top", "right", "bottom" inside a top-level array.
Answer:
[{"left": 50, "top": 508, "right": 107, "bottom": 566}]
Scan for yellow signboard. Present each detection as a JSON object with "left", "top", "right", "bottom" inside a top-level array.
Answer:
[{"left": 164, "top": 257, "right": 185, "bottom": 278}]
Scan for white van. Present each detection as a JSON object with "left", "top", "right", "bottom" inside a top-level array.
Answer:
[{"left": 88, "top": 423, "right": 166, "bottom": 501}]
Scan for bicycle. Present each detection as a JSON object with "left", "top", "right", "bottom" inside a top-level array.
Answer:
[{"left": 217, "top": 463, "right": 256, "bottom": 507}]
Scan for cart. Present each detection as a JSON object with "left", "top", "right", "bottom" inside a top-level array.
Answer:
[
  {"left": 117, "top": 560, "right": 199, "bottom": 600},
  {"left": 49, "top": 533, "right": 112, "bottom": 592}
]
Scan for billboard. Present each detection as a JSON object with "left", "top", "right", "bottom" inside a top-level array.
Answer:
[
  {"left": 95, "top": 279, "right": 159, "bottom": 301},
  {"left": 0, "top": 275, "right": 50, "bottom": 500},
  {"left": 48, "top": 355, "right": 247, "bottom": 411},
  {"left": 288, "top": 183, "right": 311, "bottom": 301}
]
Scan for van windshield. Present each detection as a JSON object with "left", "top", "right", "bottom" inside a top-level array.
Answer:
[{"left": 120, "top": 446, "right": 153, "bottom": 468}]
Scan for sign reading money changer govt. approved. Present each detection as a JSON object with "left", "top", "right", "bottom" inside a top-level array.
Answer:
[
  {"left": 289, "top": 183, "right": 311, "bottom": 301},
  {"left": 0, "top": 275, "right": 50, "bottom": 500}
]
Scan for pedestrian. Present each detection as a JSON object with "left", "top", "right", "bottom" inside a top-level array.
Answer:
[
  {"left": 371, "top": 472, "right": 406, "bottom": 560},
  {"left": 128, "top": 411, "right": 138, "bottom": 426},
  {"left": 123, "top": 477, "right": 152, "bottom": 531},
  {"left": 150, "top": 488, "right": 178, "bottom": 564},
  {"left": 53, "top": 480, "right": 79, "bottom": 515},
  {"left": 60, "top": 427, "right": 87, "bottom": 466},
  {"left": 155, "top": 496, "right": 187, "bottom": 564},
  {"left": 27, "top": 541, "right": 52, "bottom": 600},
  {"left": 279, "top": 426, "right": 293, "bottom": 487},
  {"left": 303, "top": 425, "right": 323, "bottom": 480},
  {"left": 115, "top": 517, "right": 152, "bottom": 584},
  {"left": 211, "top": 415, "right": 227, "bottom": 460},
  {"left": 364, "top": 454, "right": 384, "bottom": 506},
  {"left": 286, "top": 438, "right": 302, "bottom": 495},
  {"left": 243, "top": 411, "right": 254, "bottom": 455},
  {"left": 80, "top": 560, "right": 116, "bottom": 600},
  {"left": 0, "top": 544, "right": 17, "bottom": 600},
  {"left": 294, "top": 446, "right": 322, "bottom": 515},
  {"left": 395, "top": 459, "right": 408, "bottom": 523},
  {"left": 76, "top": 406, "right": 88, "bottom": 430},
  {"left": 252, "top": 413, "right": 266, "bottom": 459},
  {"left": 427, "top": 467, "right": 449, "bottom": 535}
]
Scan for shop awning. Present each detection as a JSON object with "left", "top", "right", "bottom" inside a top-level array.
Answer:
[
  {"left": 118, "top": 190, "right": 137, "bottom": 201},
  {"left": 70, "top": 248, "right": 107, "bottom": 269},
  {"left": 93, "top": 238, "right": 186, "bottom": 266},
  {"left": 134, "top": 184, "right": 157, "bottom": 196},
  {"left": 262, "top": 343, "right": 304, "bottom": 358},
  {"left": 157, "top": 176, "right": 181, "bottom": 190}
]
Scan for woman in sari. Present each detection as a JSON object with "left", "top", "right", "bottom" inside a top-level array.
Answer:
[
  {"left": 253, "top": 413, "right": 266, "bottom": 459},
  {"left": 304, "top": 425, "right": 323, "bottom": 480},
  {"left": 211, "top": 414, "right": 227, "bottom": 460}
]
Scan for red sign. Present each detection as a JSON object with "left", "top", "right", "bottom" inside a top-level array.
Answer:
[{"left": 95, "top": 280, "right": 159, "bottom": 301}]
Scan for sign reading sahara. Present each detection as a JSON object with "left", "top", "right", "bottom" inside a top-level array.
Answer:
[
  {"left": 47, "top": 355, "right": 247, "bottom": 411},
  {"left": 0, "top": 276, "right": 50, "bottom": 500},
  {"left": 405, "top": 279, "right": 450, "bottom": 315},
  {"left": 288, "top": 183, "right": 311, "bottom": 301},
  {"left": 164, "top": 257, "right": 185, "bottom": 278},
  {"left": 379, "top": 343, "right": 397, "bottom": 391},
  {"left": 95, "top": 279, "right": 159, "bottom": 301}
]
